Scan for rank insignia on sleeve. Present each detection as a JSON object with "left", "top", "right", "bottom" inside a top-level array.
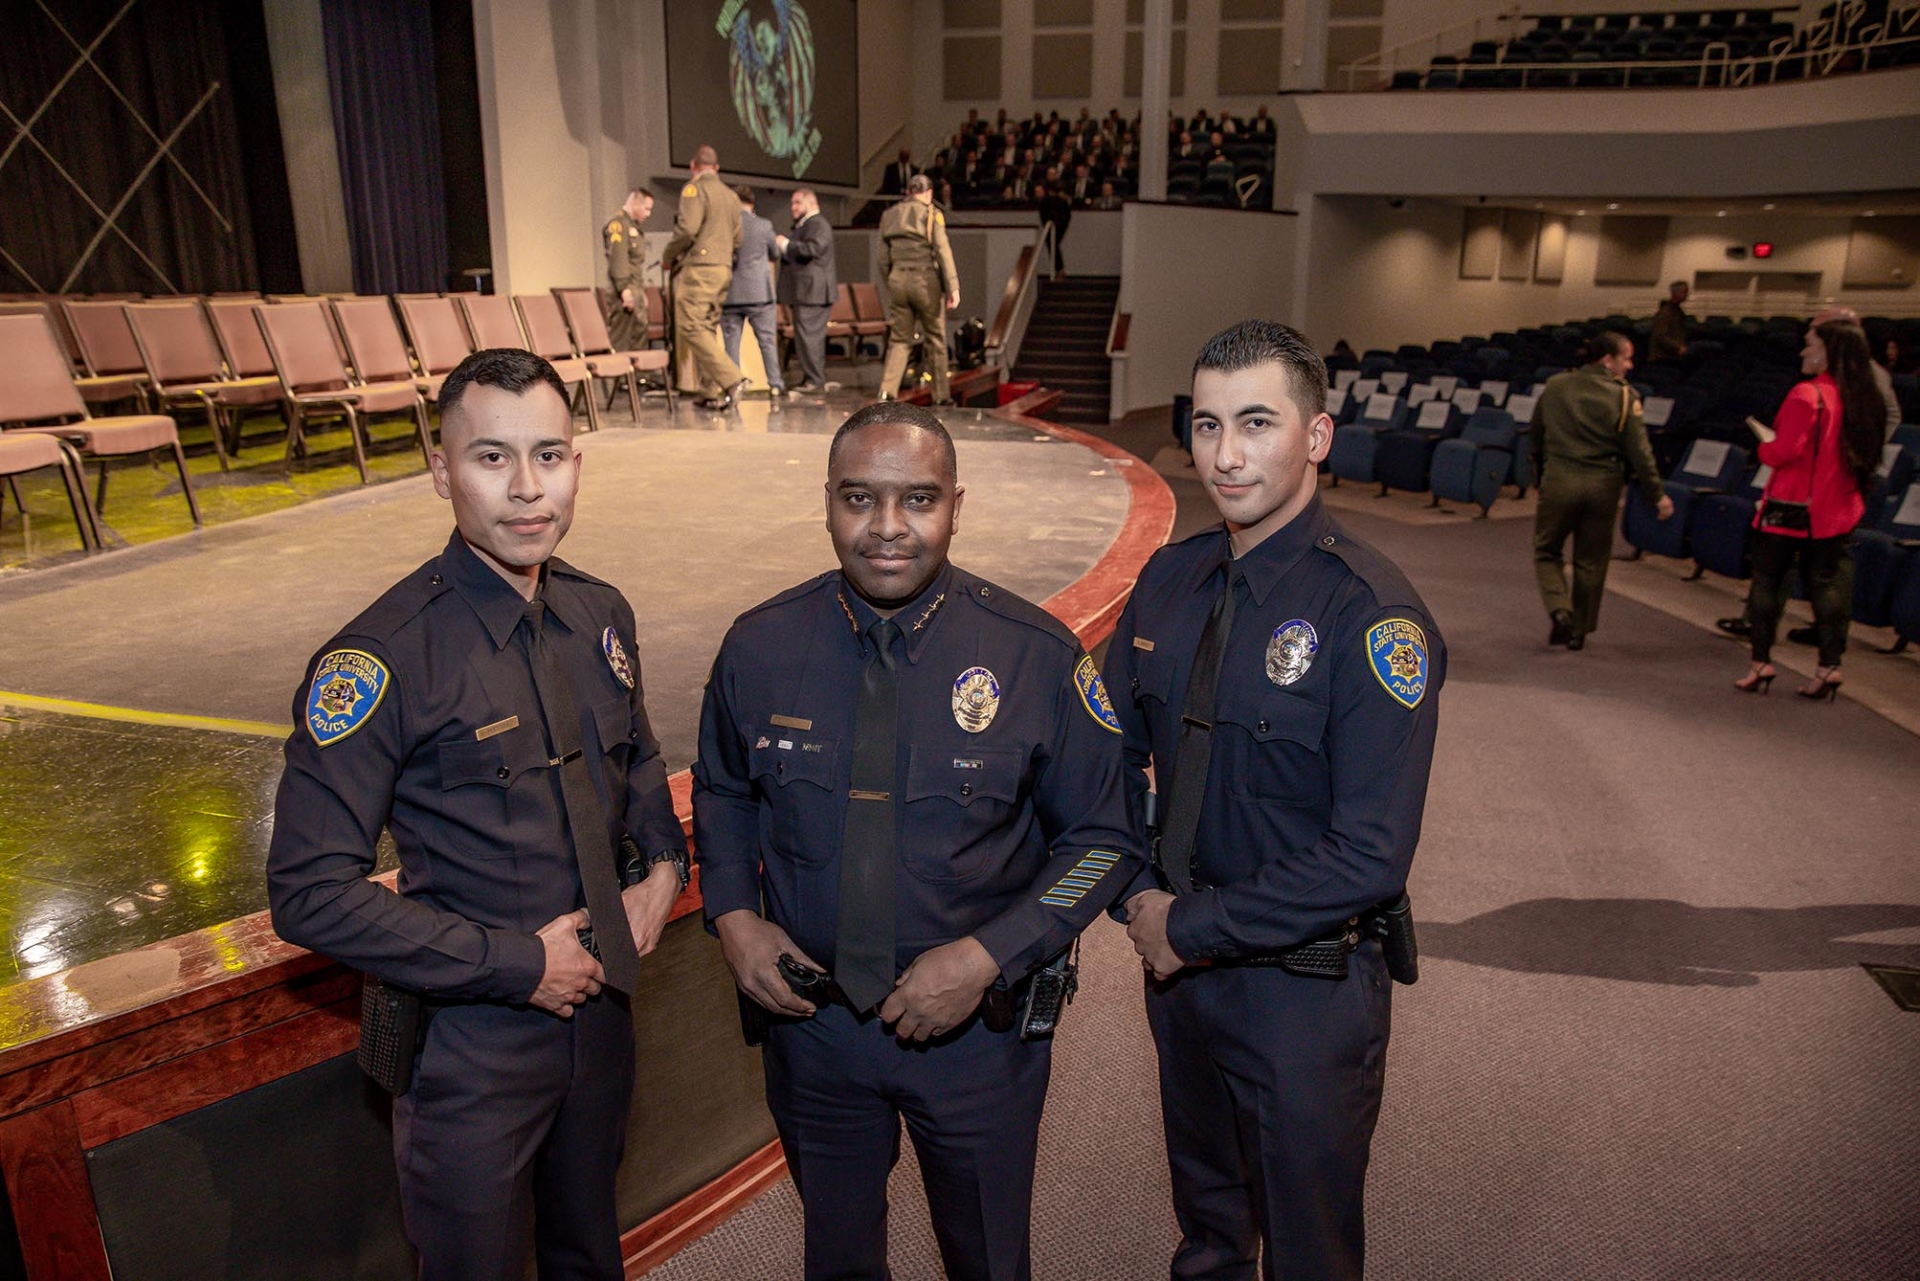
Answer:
[
  {"left": 1073, "top": 654, "right": 1122, "bottom": 733},
  {"left": 1267, "top": 619, "right": 1319, "bottom": 687},
  {"left": 607, "top": 220, "right": 622, "bottom": 235},
  {"left": 682, "top": 183, "right": 698, "bottom": 197},
  {"left": 1366, "top": 619, "right": 1429, "bottom": 709},
  {"left": 952, "top": 666, "right": 1001, "bottom": 733},
  {"left": 305, "top": 649, "right": 389, "bottom": 746},
  {"left": 603, "top": 626, "right": 635, "bottom": 689}
]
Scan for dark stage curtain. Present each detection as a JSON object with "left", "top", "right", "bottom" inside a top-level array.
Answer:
[
  {"left": 321, "top": 0, "right": 449, "bottom": 295},
  {"left": 0, "top": 0, "right": 260, "bottom": 294}
]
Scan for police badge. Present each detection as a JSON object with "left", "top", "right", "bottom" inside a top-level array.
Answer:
[
  {"left": 952, "top": 666, "right": 1000, "bottom": 733},
  {"left": 1266, "top": 619, "right": 1319, "bottom": 687},
  {"left": 602, "top": 626, "right": 635, "bottom": 689}
]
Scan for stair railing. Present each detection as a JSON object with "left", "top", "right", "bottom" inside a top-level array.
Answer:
[{"left": 985, "top": 221, "right": 1055, "bottom": 373}]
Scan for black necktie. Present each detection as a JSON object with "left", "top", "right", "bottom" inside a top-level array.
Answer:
[
  {"left": 836, "top": 618, "right": 901, "bottom": 1013},
  {"left": 1158, "top": 560, "right": 1240, "bottom": 896},
  {"left": 521, "top": 600, "right": 641, "bottom": 995}
]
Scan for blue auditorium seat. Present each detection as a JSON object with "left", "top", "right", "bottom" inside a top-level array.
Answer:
[
  {"left": 1850, "top": 482, "right": 1920, "bottom": 629},
  {"left": 1431, "top": 407, "right": 1518, "bottom": 516},
  {"left": 1504, "top": 388, "right": 1540, "bottom": 494},
  {"left": 1689, "top": 462, "right": 1769, "bottom": 580},
  {"left": 1327, "top": 392, "right": 1407, "bottom": 485},
  {"left": 1887, "top": 551, "right": 1920, "bottom": 653},
  {"left": 1376, "top": 398, "right": 1464, "bottom": 495},
  {"left": 1623, "top": 438, "right": 1750, "bottom": 561}
]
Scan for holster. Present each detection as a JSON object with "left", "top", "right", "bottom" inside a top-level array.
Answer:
[
  {"left": 1013, "top": 945, "right": 1079, "bottom": 1041},
  {"left": 1373, "top": 892, "right": 1420, "bottom": 985},
  {"left": 357, "top": 975, "right": 425, "bottom": 1095}
]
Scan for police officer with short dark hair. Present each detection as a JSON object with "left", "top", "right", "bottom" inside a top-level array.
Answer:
[
  {"left": 267, "top": 348, "right": 689, "bottom": 1281},
  {"left": 604, "top": 187, "right": 654, "bottom": 354},
  {"left": 1106, "top": 319, "right": 1445, "bottom": 1281},
  {"left": 693, "top": 402, "right": 1142, "bottom": 1280}
]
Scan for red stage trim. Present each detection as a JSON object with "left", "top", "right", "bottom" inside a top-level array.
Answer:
[{"left": 620, "top": 1139, "right": 789, "bottom": 1277}]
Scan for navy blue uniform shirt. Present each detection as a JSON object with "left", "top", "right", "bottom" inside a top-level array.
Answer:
[
  {"left": 1103, "top": 495, "right": 1445, "bottom": 961},
  {"left": 267, "top": 531, "right": 685, "bottom": 1002},
  {"left": 693, "top": 564, "right": 1144, "bottom": 983}
]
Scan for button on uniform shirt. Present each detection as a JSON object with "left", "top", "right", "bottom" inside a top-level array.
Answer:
[
  {"left": 693, "top": 565, "right": 1143, "bottom": 983},
  {"left": 1102, "top": 496, "right": 1446, "bottom": 961},
  {"left": 267, "top": 532, "right": 685, "bottom": 1000}
]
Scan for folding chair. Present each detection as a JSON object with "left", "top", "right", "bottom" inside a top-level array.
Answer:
[
  {"left": 553, "top": 287, "right": 674, "bottom": 413},
  {"left": 1, "top": 301, "right": 149, "bottom": 414},
  {"left": 0, "top": 430, "right": 96, "bottom": 551},
  {"left": 397, "top": 295, "right": 475, "bottom": 383},
  {"left": 848, "top": 284, "right": 890, "bottom": 359},
  {"left": 516, "top": 293, "right": 633, "bottom": 427},
  {"left": 60, "top": 300, "right": 156, "bottom": 411},
  {"left": 124, "top": 302, "right": 285, "bottom": 470},
  {"left": 333, "top": 298, "right": 446, "bottom": 401},
  {"left": 255, "top": 302, "right": 432, "bottom": 484},
  {"left": 826, "top": 285, "right": 859, "bottom": 363},
  {"left": 0, "top": 313, "right": 200, "bottom": 533},
  {"left": 456, "top": 295, "right": 603, "bottom": 433}
]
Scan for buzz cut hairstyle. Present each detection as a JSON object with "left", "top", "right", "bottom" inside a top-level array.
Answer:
[
  {"left": 438, "top": 348, "right": 570, "bottom": 422},
  {"left": 1193, "top": 319, "right": 1328, "bottom": 422},
  {"left": 628, "top": 186, "right": 650, "bottom": 200},
  {"left": 906, "top": 173, "right": 933, "bottom": 195},
  {"left": 829, "top": 401, "right": 958, "bottom": 481},
  {"left": 692, "top": 144, "right": 718, "bottom": 167}
]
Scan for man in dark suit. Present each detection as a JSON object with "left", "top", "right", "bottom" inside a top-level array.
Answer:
[
  {"left": 881, "top": 149, "right": 917, "bottom": 196},
  {"left": 776, "top": 186, "right": 838, "bottom": 396}
]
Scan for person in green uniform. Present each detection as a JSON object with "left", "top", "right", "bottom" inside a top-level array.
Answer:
[
  {"left": 877, "top": 174, "right": 960, "bottom": 405},
  {"left": 603, "top": 188, "right": 653, "bottom": 354},
  {"left": 1531, "top": 331, "right": 1673, "bottom": 649},
  {"left": 662, "top": 145, "right": 748, "bottom": 411}
]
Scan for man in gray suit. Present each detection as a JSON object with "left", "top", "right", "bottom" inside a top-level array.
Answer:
[
  {"left": 776, "top": 186, "right": 838, "bottom": 396},
  {"left": 720, "top": 186, "right": 783, "bottom": 397}
]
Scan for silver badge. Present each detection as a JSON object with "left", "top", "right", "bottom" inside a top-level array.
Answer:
[
  {"left": 1266, "top": 620, "right": 1319, "bottom": 687},
  {"left": 952, "top": 666, "right": 1001, "bottom": 733}
]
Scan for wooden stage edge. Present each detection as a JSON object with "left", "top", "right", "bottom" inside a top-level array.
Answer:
[{"left": 0, "top": 408, "right": 1176, "bottom": 1281}]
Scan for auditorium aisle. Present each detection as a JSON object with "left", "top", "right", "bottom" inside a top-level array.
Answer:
[{"left": 652, "top": 412, "right": 1920, "bottom": 1281}]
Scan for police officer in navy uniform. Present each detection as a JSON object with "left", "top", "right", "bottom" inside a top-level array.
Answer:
[
  {"left": 693, "top": 402, "right": 1142, "bottom": 1281},
  {"left": 1106, "top": 320, "right": 1445, "bottom": 1281},
  {"left": 267, "top": 348, "right": 689, "bottom": 1281}
]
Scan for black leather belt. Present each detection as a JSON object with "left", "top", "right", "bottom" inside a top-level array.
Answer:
[{"left": 1218, "top": 921, "right": 1363, "bottom": 979}]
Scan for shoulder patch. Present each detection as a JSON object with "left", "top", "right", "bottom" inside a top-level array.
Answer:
[
  {"left": 1365, "top": 619, "right": 1430, "bottom": 710},
  {"left": 607, "top": 219, "right": 622, "bottom": 235},
  {"left": 306, "top": 649, "right": 390, "bottom": 746},
  {"left": 1073, "top": 654, "right": 1122, "bottom": 733},
  {"left": 682, "top": 183, "right": 698, "bottom": 198}
]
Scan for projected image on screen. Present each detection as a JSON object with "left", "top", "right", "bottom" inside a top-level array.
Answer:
[{"left": 667, "top": 0, "right": 859, "bottom": 188}]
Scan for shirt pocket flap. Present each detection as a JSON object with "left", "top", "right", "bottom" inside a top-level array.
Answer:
[
  {"left": 906, "top": 746, "right": 1024, "bottom": 806},
  {"left": 438, "top": 733, "right": 543, "bottom": 791},
  {"left": 749, "top": 736, "right": 840, "bottom": 790},
  {"left": 593, "top": 697, "right": 635, "bottom": 751},
  {"left": 1219, "top": 693, "right": 1327, "bottom": 748}
]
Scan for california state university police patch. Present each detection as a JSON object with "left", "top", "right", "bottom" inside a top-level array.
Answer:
[
  {"left": 305, "top": 649, "right": 390, "bottom": 746},
  {"left": 1366, "top": 619, "right": 1429, "bottom": 709},
  {"left": 1073, "top": 654, "right": 1121, "bottom": 733}
]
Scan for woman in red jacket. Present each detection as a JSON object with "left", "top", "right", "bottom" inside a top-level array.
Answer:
[{"left": 1736, "top": 321, "right": 1885, "bottom": 699}]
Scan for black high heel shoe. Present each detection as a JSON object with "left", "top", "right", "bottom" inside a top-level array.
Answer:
[
  {"left": 1797, "top": 666, "right": 1843, "bottom": 702},
  {"left": 1733, "top": 662, "right": 1775, "bottom": 694}
]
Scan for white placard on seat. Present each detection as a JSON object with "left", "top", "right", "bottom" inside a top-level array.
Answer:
[
  {"left": 1453, "top": 388, "right": 1483, "bottom": 413},
  {"left": 1506, "top": 393, "right": 1538, "bottom": 422},
  {"left": 1417, "top": 399, "right": 1451, "bottom": 429},
  {"left": 1407, "top": 384, "right": 1437, "bottom": 406},
  {"left": 1683, "top": 440, "right": 1731, "bottom": 478},
  {"left": 1364, "top": 393, "right": 1398, "bottom": 422},
  {"left": 1642, "top": 396, "right": 1674, "bottom": 427},
  {"left": 1326, "top": 387, "right": 1348, "bottom": 416},
  {"left": 1430, "top": 374, "right": 1458, "bottom": 397},
  {"left": 1751, "top": 464, "right": 1772, "bottom": 491},
  {"left": 1353, "top": 378, "right": 1379, "bottom": 402},
  {"left": 1380, "top": 371, "right": 1408, "bottom": 394},
  {"left": 1481, "top": 379, "right": 1508, "bottom": 405},
  {"left": 1333, "top": 369, "right": 1358, "bottom": 390},
  {"left": 1895, "top": 484, "right": 1920, "bottom": 527}
]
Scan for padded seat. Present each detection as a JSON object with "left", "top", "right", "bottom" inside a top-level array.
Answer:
[
  {"left": 1431, "top": 408, "right": 1518, "bottom": 516},
  {"left": 1624, "top": 439, "right": 1749, "bottom": 560},
  {"left": 256, "top": 302, "right": 432, "bottom": 484},
  {"left": 0, "top": 429, "right": 96, "bottom": 549}
]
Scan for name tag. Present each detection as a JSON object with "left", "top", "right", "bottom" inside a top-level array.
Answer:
[
  {"left": 1132, "top": 637, "right": 1156, "bottom": 652},
  {"left": 475, "top": 716, "right": 520, "bottom": 741},
  {"left": 770, "top": 714, "right": 813, "bottom": 730}
]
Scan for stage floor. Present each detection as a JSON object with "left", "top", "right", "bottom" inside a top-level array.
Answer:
[{"left": 0, "top": 395, "right": 1133, "bottom": 987}]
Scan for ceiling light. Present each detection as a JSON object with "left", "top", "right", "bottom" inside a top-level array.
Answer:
[
  {"left": 1576, "top": 208, "right": 1587, "bottom": 216},
  {"left": 1716, "top": 209, "right": 1727, "bottom": 217},
  {"left": 1607, "top": 202, "right": 1620, "bottom": 210},
  {"left": 1762, "top": 203, "right": 1775, "bottom": 211}
]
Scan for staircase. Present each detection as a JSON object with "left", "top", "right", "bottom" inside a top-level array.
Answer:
[{"left": 1012, "top": 276, "right": 1118, "bottom": 425}]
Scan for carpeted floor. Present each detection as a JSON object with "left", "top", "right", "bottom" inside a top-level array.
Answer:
[{"left": 649, "top": 411, "right": 1920, "bottom": 1280}]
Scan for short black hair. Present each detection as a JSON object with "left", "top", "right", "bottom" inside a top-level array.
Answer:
[
  {"left": 1581, "top": 330, "right": 1633, "bottom": 363},
  {"left": 1193, "top": 319, "right": 1328, "bottom": 421},
  {"left": 438, "top": 348, "right": 569, "bottom": 422},
  {"left": 829, "top": 401, "right": 957, "bottom": 480}
]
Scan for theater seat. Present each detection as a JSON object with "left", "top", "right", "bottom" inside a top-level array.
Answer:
[
  {"left": 1327, "top": 393, "right": 1407, "bottom": 486},
  {"left": 1850, "top": 482, "right": 1920, "bottom": 629},
  {"left": 1430, "top": 407, "right": 1518, "bottom": 516},
  {"left": 1887, "top": 548, "right": 1920, "bottom": 652},
  {"left": 1688, "top": 463, "right": 1769, "bottom": 580},
  {"left": 1623, "top": 438, "right": 1749, "bottom": 561},
  {"left": 1375, "top": 398, "right": 1463, "bottom": 496}
]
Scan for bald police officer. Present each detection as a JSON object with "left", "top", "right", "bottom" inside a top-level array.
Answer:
[
  {"left": 877, "top": 174, "right": 959, "bottom": 405},
  {"left": 663, "top": 145, "right": 748, "bottom": 411},
  {"left": 604, "top": 188, "right": 654, "bottom": 355}
]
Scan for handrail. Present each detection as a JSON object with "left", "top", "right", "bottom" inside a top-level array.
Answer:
[
  {"left": 1342, "top": 5, "right": 1525, "bottom": 82},
  {"left": 860, "top": 122, "right": 909, "bottom": 188},
  {"left": 984, "top": 222, "right": 1054, "bottom": 372},
  {"left": 1106, "top": 309, "right": 1131, "bottom": 359},
  {"left": 1338, "top": 28, "right": 1920, "bottom": 90}
]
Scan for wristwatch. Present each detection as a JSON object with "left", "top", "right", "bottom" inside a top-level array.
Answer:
[{"left": 619, "top": 835, "right": 689, "bottom": 892}]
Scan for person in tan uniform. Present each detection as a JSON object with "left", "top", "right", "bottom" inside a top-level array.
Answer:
[
  {"left": 877, "top": 175, "right": 959, "bottom": 405},
  {"left": 604, "top": 188, "right": 654, "bottom": 354},
  {"left": 663, "top": 145, "right": 748, "bottom": 410}
]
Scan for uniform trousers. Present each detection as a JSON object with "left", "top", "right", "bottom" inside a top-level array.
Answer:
[
  {"left": 672, "top": 264, "right": 744, "bottom": 397},
  {"left": 1146, "top": 943, "right": 1391, "bottom": 1281},
  {"left": 608, "top": 294, "right": 645, "bottom": 355},
  {"left": 790, "top": 302, "right": 831, "bottom": 388},
  {"left": 721, "top": 301, "right": 784, "bottom": 391},
  {"left": 879, "top": 269, "right": 950, "bottom": 400},
  {"left": 1533, "top": 466, "right": 1627, "bottom": 637},
  {"left": 394, "top": 994, "right": 635, "bottom": 1281},
  {"left": 1746, "top": 530, "right": 1855, "bottom": 666},
  {"left": 764, "top": 1001, "right": 1051, "bottom": 1281}
]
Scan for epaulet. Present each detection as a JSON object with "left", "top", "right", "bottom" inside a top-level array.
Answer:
[
  {"left": 337, "top": 558, "right": 453, "bottom": 643},
  {"left": 733, "top": 571, "right": 838, "bottom": 625},
  {"left": 547, "top": 556, "right": 615, "bottom": 592},
  {"left": 1315, "top": 521, "right": 1426, "bottom": 613},
  {"left": 955, "top": 569, "right": 1078, "bottom": 651}
]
